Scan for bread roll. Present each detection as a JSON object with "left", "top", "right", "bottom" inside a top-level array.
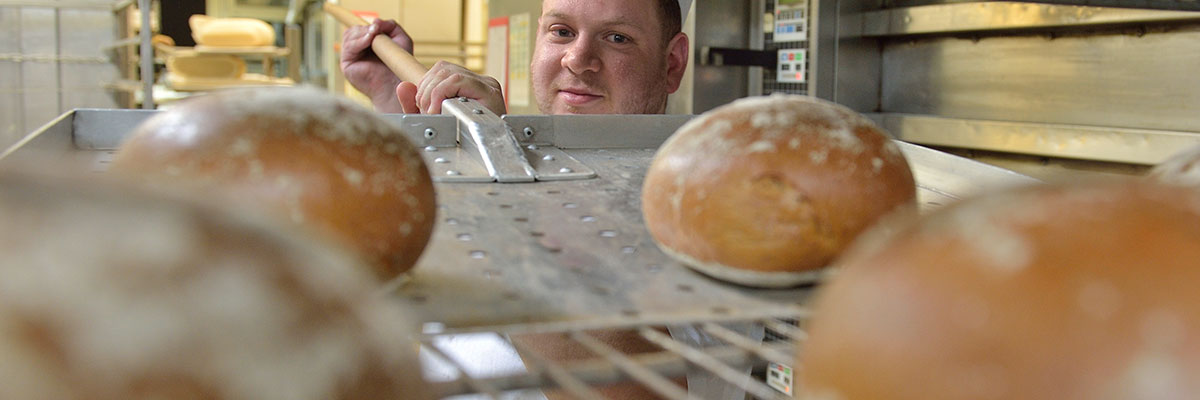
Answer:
[
  {"left": 0, "top": 167, "right": 429, "bottom": 400},
  {"left": 189, "top": 15, "right": 276, "bottom": 47},
  {"left": 110, "top": 86, "right": 436, "bottom": 281},
  {"left": 799, "top": 180, "right": 1200, "bottom": 399},
  {"left": 642, "top": 95, "right": 916, "bottom": 288},
  {"left": 1149, "top": 144, "right": 1200, "bottom": 187}
]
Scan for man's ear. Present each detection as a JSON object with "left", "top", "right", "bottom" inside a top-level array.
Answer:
[{"left": 664, "top": 32, "right": 689, "bottom": 94}]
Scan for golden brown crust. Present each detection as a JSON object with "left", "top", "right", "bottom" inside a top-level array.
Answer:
[
  {"left": 799, "top": 180, "right": 1200, "bottom": 399},
  {"left": 110, "top": 87, "right": 436, "bottom": 281},
  {"left": 642, "top": 95, "right": 915, "bottom": 287}
]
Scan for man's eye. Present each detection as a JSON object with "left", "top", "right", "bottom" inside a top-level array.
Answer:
[
  {"left": 553, "top": 29, "right": 574, "bottom": 37},
  {"left": 609, "top": 34, "right": 629, "bottom": 43}
]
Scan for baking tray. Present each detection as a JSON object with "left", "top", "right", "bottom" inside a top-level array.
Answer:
[
  {"left": 1, "top": 108, "right": 1039, "bottom": 399},
  {"left": 2, "top": 108, "right": 1038, "bottom": 330}
]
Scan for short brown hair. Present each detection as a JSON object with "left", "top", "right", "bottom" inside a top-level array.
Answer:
[{"left": 656, "top": 0, "right": 682, "bottom": 44}]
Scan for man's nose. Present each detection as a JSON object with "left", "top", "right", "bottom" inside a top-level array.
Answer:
[{"left": 561, "top": 38, "right": 600, "bottom": 74}]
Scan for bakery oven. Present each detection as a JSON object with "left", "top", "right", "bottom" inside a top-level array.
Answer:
[
  {"left": 811, "top": 0, "right": 1200, "bottom": 177},
  {"left": 689, "top": 0, "right": 1200, "bottom": 178}
]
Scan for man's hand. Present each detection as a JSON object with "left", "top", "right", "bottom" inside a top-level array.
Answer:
[
  {"left": 396, "top": 61, "right": 507, "bottom": 115},
  {"left": 340, "top": 19, "right": 413, "bottom": 113}
]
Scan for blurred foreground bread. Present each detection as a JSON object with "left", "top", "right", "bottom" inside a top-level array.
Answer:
[
  {"left": 642, "top": 95, "right": 916, "bottom": 288},
  {"left": 0, "top": 168, "right": 429, "bottom": 400},
  {"left": 110, "top": 86, "right": 436, "bottom": 281},
  {"left": 799, "top": 180, "right": 1200, "bottom": 399}
]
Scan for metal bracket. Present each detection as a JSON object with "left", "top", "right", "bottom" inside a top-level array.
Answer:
[{"left": 431, "top": 98, "right": 596, "bottom": 183}]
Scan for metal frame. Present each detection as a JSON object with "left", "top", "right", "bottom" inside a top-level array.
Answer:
[
  {"left": 421, "top": 314, "right": 802, "bottom": 399},
  {"left": 876, "top": 113, "right": 1200, "bottom": 165}
]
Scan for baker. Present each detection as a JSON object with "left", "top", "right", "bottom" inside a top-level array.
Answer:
[
  {"left": 340, "top": 1, "right": 695, "bottom": 398},
  {"left": 340, "top": 0, "right": 689, "bottom": 116}
]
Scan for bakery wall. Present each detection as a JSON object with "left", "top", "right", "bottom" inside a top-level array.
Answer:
[{"left": 0, "top": 3, "right": 121, "bottom": 151}]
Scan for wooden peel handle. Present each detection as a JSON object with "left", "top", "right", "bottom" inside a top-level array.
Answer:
[{"left": 323, "top": 2, "right": 428, "bottom": 83}]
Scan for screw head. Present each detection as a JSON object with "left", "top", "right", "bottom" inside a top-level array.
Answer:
[
  {"left": 542, "top": 155, "right": 555, "bottom": 161},
  {"left": 472, "top": 109, "right": 484, "bottom": 114},
  {"left": 523, "top": 127, "right": 535, "bottom": 138},
  {"left": 446, "top": 170, "right": 461, "bottom": 176},
  {"left": 424, "top": 128, "right": 436, "bottom": 139},
  {"left": 559, "top": 167, "right": 574, "bottom": 173},
  {"left": 434, "top": 157, "right": 450, "bottom": 164},
  {"left": 424, "top": 145, "right": 437, "bottom": 152}
]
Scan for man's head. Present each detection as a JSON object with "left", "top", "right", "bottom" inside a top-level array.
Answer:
[{"left": 531, "top": 0, "right": 689, "bottom": 115}]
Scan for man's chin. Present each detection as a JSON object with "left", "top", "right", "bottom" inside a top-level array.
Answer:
[{"left": 553, "top": 103, "right": 610, "bottom": 115}]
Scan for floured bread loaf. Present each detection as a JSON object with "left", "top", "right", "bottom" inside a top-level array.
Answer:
[
  {"left": 110, "top": 86, "right": 436, "bottom": 282},
  {"left": 189, "top": 14, "right": 276, "bottom": 47},
  {"left": 0, "top": 167, "right": 430, "bottom": 400},
  {"left": 642, "top": 94, "right": 916, "bottom": 288},
  {"left": 799, "top": 180, "right": 1200, "bottom": 399}
]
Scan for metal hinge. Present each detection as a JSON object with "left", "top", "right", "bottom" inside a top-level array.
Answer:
[{"left": 411, "top": 98, "right": 596, "bottom": 183}]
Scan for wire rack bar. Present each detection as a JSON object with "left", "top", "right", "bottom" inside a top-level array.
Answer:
[
  {"left": 421, "top": 340, "right": 504, "bottom": 399},
  {"left": 701, "top": 322, "right": 794, "bottom": 367},
  {"left": 509, "top": 339, "right": 607, "bottom": 400},
  {"left": 570, "top": 331, "right": 698, "bottom": 400},
  {"left": 638, "top": 327, "right": 786, "bottom": 400}
]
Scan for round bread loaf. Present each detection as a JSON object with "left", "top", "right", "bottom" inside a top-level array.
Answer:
[
  {"left": 798, "top": 180, "right": 1200, "bottom": 399},
  {"left": 0, "top": 168, "right": 429, "bottom": 400},
  {"left": 642, "top": 95, "right": 916, "bottom": 288},
  {"left": 1149, "top": 144, "right": 1200, "bottom": 187},
  {"left": 110, "top": 86, "right": 436, "bottom": 281}
]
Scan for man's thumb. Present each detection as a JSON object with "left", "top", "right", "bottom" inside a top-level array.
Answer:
[{"left": 395, "top": 82, "right": 420, "bottom": 114}]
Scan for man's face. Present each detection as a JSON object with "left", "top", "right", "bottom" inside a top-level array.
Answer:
[{"left": 531, "top": 0, "right": 686, "bottom": 115}]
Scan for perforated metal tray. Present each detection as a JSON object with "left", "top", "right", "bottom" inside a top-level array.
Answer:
[{"left": 3, "top": 108, "right": 1039, "bottom": 399}]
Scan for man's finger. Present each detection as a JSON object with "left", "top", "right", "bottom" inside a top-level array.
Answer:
[
  {"left": 425, "top": 75, "right": 470, "bottom": 115},
  {"left": 415, "top": 68, "right": 443, "bottom": 114},
  {"left": 396, "top": 82, "right": 421, "bottom": 114},
  {"left": 341, "top": 26, "right": 372, "bottom": 59}
]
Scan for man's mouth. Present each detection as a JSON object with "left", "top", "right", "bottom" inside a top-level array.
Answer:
[{"left": 557, "top": 88, "right": 603, "bottom": 106}]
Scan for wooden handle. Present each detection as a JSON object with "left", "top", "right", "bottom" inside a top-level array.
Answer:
[{"left": 323, "top": 2, "right": 428, "bottom": 83}]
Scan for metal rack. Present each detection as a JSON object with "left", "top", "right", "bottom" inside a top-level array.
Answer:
[
  {"left": 420, "top": 314, "right": 805, "bottom": 399},
  {"left": 2, "top": 103, "right": 1038, "bottom": 399}
]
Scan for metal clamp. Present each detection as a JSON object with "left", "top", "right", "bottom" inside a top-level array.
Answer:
[
  {"left": 442, "top": 97, "right": 538, "bottom": 183},
  {"left": 435, "top": 98, "right": 597, "bottom": 183}
]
